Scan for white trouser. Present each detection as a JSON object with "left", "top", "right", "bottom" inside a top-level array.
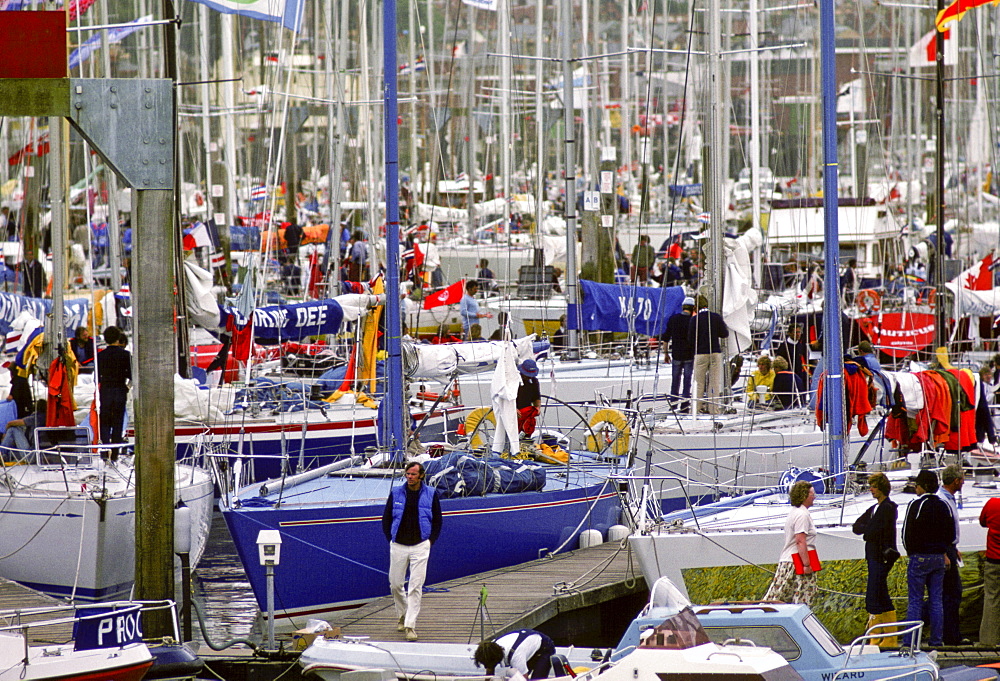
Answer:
[{"left": 389, "top": 540, "right": 431, "bottom": 628}]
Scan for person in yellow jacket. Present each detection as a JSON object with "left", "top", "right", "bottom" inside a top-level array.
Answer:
[{"left": 746, "top": 355, "right": 776, "bottom": 404}]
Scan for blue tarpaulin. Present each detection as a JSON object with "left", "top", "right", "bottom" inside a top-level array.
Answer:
[
  {"left": 424, "top": 453, "right": 546, "bottom": 498},
  {"left": 569, "top": 280, "right": 684, "bottom": 337}
]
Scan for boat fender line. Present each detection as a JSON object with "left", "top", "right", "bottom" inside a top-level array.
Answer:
[
  {"left": 464, "top": 407, "right": 496, "bottom": 449},
  {"left": 586, "top": 409, "right": 631, "bottom": 457},
  {"left": 855, "top": 289, "right": 881, "bottom": 314}
]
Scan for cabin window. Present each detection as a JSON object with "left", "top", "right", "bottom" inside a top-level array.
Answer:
[
  {"left": 802, "top": 614, "right": 844, "bottom": 657},
  {"left": 702, "top": 626, "right": 801, "bottom": 661}
]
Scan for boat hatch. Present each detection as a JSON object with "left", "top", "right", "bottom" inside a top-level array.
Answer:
[{"left": 702, "top": 626, "right": 801, "bottom": 661}]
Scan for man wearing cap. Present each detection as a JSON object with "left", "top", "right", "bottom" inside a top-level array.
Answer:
[
  {"left": 516, "top": 359, "right": 541, "bottom": 437},
  {"left": 660, "top": 297, "right": 696, "bottom": 411},
  {"left": 902, "top": 469, "right": 955, "bottom": 647}
]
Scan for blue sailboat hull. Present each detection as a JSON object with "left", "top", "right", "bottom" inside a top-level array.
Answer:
[{"left": 222, "top": 471, "right": 622, "bottom": 624}]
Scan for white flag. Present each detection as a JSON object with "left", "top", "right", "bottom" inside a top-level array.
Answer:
[{"left": 909, "top": 28, "right": 957, "bottom": 68}]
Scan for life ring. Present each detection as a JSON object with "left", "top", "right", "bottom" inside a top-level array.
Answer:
[
  {"left": 855, "top": 289, "right": 881, "bottom": 315},
  {"left": 464, "top": 407, "right": 496, "bottom": 449},
  {"left": 586, "top": 408, "right": 631, "bottom": 457}
]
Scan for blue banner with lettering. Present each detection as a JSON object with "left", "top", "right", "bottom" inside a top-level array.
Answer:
[
  {"left": 73, "top": 604, "right": 144, "bottom": 651},
  {"left": 218, "top": 299, "right": 345, "bottom": 341},
  {"left": 0, "top": 294, "right": 92, "bottom": 339},
  {"left": 573, "top": 280, "right": 684, "bottom": 336}
]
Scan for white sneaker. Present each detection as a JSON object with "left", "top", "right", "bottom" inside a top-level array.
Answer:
[
  {"left": 405, "top": 627, "right": 418, "bottom": 641},
  {"left": 397, "top": 616, "right": 405, "bottom": 632}
]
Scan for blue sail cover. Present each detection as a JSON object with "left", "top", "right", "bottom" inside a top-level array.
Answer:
[
  {"left": 571, "top": 280, "right": 685, "bottom": 336},
  {"left": 218, "top": 299, "right": 345, "bottom": 341}
]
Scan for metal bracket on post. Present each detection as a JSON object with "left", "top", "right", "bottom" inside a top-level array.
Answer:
[{"left": 67, "top": 78, "right": 174, "bottom": 190}]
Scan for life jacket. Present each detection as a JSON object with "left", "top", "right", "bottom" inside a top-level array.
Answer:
[{"left": 389, "top": 483, "right": 436, "bottom": 542}]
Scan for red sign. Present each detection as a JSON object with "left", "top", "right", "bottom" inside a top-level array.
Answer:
[
  {"left": 856, "top": 313, "right": 936, "bottom": 358},
  {"left": 0, "top": 12, "right": 67, "bottom": 79}
]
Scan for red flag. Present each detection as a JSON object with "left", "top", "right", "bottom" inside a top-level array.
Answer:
[
  {"left": 307, "top": 251, "right": 323, "bottom": 298},
  {"left": 423, "top": 280, "right": 464, "bottom": 310},
  {"left": 956, "top": 252, "right": 994, "bottom": 291},
  {"left": 937, "top": 0, "right": 996, "bottom": 31}
]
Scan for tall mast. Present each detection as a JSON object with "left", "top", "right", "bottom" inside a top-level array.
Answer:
[
  {"left": 384, "top": 0, "right": 404, "bottom": 459},
  {"left": 500, "top": 0, "right": 511, "bottom": 243},
  {"left": 562, "top": 0, "right": 580, "bottom": 358},
  {"left": 933, "top": 0, "right": 946, "bottom": 348},
  {"left": 819, "top": 0, "right": 845, "bottom": 485}
]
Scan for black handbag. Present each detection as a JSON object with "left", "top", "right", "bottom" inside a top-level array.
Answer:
[{"left": 882, "top": 547, "right": 901, "bottom": 564}]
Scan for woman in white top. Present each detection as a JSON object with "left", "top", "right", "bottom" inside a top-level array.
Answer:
[{"left": 763, "top": 480, "right": 818, "bottom": 605}]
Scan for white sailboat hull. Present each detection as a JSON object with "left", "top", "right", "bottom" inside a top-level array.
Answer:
[{"left": 0, "top": 461, "right": 214, "bottom": 601}]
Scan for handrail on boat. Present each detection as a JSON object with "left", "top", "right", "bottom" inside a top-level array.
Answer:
[
  {"left": 0, "top": 599, "right": 181, "bottom": 641},
  {"left": 611, "top": 472, "right": 702, "bottom": 531}
]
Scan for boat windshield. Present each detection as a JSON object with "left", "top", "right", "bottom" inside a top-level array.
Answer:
[
  {"left": 802, "top": 613, "right": 844, "bottom": 657},
  {"left": 638, "top": 607, "right": 711, "bottom": 650}
]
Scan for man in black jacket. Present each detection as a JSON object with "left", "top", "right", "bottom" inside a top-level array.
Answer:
[
  {"left": 902, "top": 469, "right": 955, "bottom": 647},
  {"left": 688, "top": 295, "right": 729, "bottom": 416}
]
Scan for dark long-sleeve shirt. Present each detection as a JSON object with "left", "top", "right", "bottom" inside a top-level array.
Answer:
[
  {"left": 852, "top": 498, "right": 897, "bottom": 562},
  {"left": 661, "top": 312, "right": 694, "bottom": 362},
  {"left": 902, "top": 493, "right": 955, "bottom": 555},
  {"left": 97, "top": 345, "right": 132, "bottom": 390},
  {"left": 688, "top": 309, "right": 729, "bottom": 355}
]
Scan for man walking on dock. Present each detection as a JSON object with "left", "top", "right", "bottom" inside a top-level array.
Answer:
[{"left": 382, "top": 461, "right": 442, "bottom": 641}]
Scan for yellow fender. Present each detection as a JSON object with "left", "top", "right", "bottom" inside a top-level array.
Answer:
[
  {"left": 464, "top": 407, "right": 496, "bottom": 449},
  {"left": 586, "top": 408, "right": 631, "bottom": 456}
]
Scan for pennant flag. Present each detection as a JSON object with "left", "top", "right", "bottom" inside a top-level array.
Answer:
[
  {"left": 69, "top": 15, "right": 152, "bottom": 70},
  {"left": 188, "top": 0, "right": 304, "bottom": 32},
  {"left": 909, "top": 28, "right": 957, "bottom": 67},
  {"left": 696, "top": 212, "right": 710, "bottom": 223},
  {"left": 210, "top": 252, "right": 226, "bottom": 269},
  {"left": 423, "top": 280, "right": 464, "bottom": 310},
  {"left": 399, "top": 56, "right": 426, "bottom": 74},
  {"left": 182, "top": 221, "right": 212, "bottom": 250},
  {"left": 250, "top": 185, "right": 267, "bottom": 201},
  {"left": 936, "top": 0, "right": 999, "bottom": 31}
]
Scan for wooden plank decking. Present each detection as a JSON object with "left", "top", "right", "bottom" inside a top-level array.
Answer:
[
  {"left": 328, "top": 540, "right": 646, "bottom": 644},
  {"left": 0, "top": 577, "right": 74, "bottom": 644}
]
